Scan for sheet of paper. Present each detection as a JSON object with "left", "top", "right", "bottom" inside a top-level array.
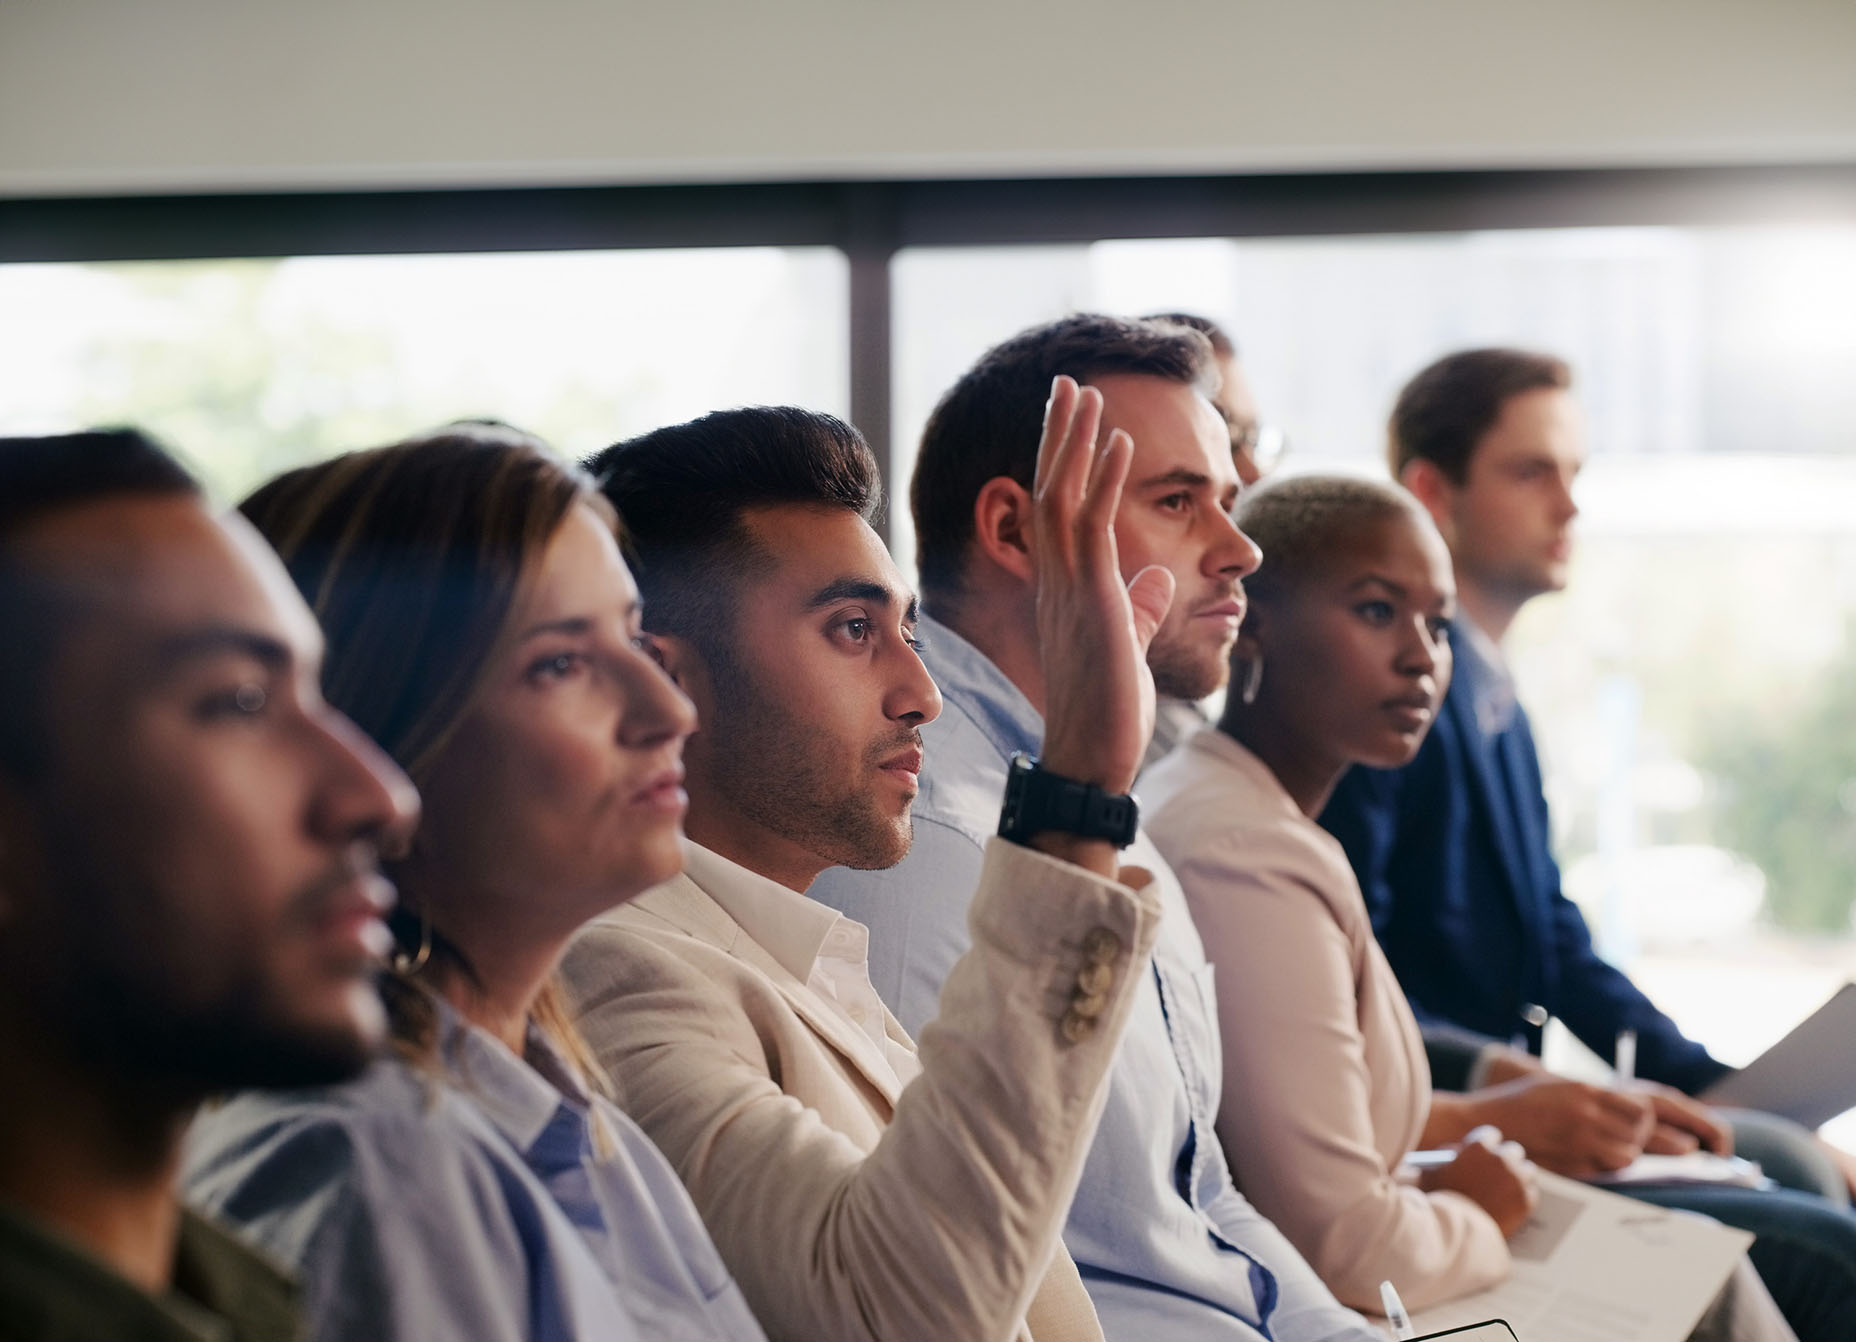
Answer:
[
  {"left": 1406, "top": 1172, "right": 1752, "bottom": 1342},
  {"left": 1703, "top": 981, "right": 1856, "bottom": 1127},
  {"left": 1585, "top": 1152, "right": 1766, "bottom": 1190}
]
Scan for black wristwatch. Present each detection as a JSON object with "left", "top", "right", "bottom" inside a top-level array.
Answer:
[{"left": 997, "top": 751, "right": 1141, "bottom": 849}]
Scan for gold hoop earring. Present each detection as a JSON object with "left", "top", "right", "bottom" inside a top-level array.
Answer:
[
  {"left": 392, "top": 912, "right": 433, "bottom": 975},
  {"left": 1240, "top": 656, "right": 1264, "bottom": 706}
]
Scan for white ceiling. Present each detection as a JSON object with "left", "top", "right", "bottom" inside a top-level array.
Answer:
[{"left": 4, "top": 0, "right": 1854, "bottom": 195}]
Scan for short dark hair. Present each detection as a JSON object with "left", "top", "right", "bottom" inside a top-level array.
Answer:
[
  {"left": 911, "top": 313, "right": 1214, "bottom": 599},
  {"left": 1390, "top": 348, "right": 1572, "bottom": 483},
  {"left": 0, "top": 429, "right": 199, "bottom": 540},
  {"left": 1145, "top": 312, "right": 1237, "bottom": 360},
  {"left": 0, "top": 430, "right": 201, "bottom": 778},
  {"left": 587, "top": 406, "right": 880, "bottom": 658}
]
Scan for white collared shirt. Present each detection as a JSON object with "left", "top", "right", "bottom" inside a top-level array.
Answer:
[
  {"left": 1457, "top": 616, "right": 1518, "bottom": 738},
  {"left": 684, "top": 842, "right": 922, "bottom": 1091}
]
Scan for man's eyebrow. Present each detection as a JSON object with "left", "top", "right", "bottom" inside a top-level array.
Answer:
[
  {"left": 151, "top": 626, "right": 293, "bottom": 673},
  {"left": 1135, "top": 467, "right": 1216, "bottom": 491},
  {"left": 803, "top": 578, "right": 901, "bottom": 612}
]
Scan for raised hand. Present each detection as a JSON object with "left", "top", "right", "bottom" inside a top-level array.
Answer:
[{"left": 1030, "top": 375, "right": 1175, "bottom": 799}]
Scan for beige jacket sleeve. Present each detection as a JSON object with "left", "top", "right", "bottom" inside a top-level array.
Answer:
[
  {"left": 563, "top": 838, "right": 1161, "bottom": 1342},
  {"left": 1169, "top": 828, "right": 1510, "bottom": 1314}
]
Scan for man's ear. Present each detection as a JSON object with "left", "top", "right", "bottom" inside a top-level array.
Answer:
[
  {"left": 1398, "top": 458, "right": 1458, "bottom": 545},
  {"left": 970, "top": 477, "right": 1036, "bottom": 585}
]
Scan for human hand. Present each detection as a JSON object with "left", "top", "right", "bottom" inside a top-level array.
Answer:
[
  {"left": 1031, "top": 375, "right": 1174, "bottom": 797},
  {"left": 1631, "top": 1083, "right": 1732, "bottom": 1156},
  {"left": 1474, "top": 1074, "right": 1655, "bottom": 1177},
  {"left": 1420, "top": 1126, "right": 1540, "bottom": 1238}
]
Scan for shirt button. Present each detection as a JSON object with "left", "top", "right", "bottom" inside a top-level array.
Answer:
[
  {"left": 1069, "top": 991, "right": 1109, "bottom": 1020},
  {"left": 1077, "top": 962, "right": 1115, "bottom": 995},
  {"left": 1081, "top": 928, "right": 1122, "bottom": 964},
  {"left": 1060, "top": 1010, "right": 1098, "bottom": 1044}
]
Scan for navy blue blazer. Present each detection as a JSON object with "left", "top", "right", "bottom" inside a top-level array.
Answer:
[{"left": 1318, "top": 642, "right": 1730, "bottom": 1096}]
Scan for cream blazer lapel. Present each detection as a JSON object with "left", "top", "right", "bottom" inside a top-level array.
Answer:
[{"left": 624, "top": 876, "right": 912, "bottom": 1112}]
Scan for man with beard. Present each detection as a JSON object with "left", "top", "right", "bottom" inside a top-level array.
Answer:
[
  {"left": 0, "top": 430, "right": 417, "bottom": 1338},
  {"left": 564, "top": 396, "right": 1173, "bottom": 1341},
  {"left": 811, "top": 314, "right": 1379, "bottom": 1341}
]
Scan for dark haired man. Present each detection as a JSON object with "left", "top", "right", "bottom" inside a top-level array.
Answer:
[
  {"left": 813, "top": 314, "right": 1379, "bottom": 1340},
  {"left": 565, "top": 390, "right": 1173, "bottom": 1341},
  {"left": 1320, "top": 350, "right": 1856, "bottom": 1340},
  {"left": 0, "top": 430, "right": 417, "bottom": 1337}
]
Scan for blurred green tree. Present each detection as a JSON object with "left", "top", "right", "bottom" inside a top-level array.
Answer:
[
  {"left": 1703, "top": 621, "right": 1856, "bottom": 932},
  {"left": 69, "top": 260, "right": 406, "bottom": 500}
]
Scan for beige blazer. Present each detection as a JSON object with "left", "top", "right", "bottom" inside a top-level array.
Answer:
[
  {"left": 1144, "top": 728, "right": 1510, "bottom": 1314},
  {"left": 561, "top": 837, "right": 1161, "bottom": 1342}
]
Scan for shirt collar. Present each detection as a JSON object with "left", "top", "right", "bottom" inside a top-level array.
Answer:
[
  {"left": 1455, "top": 615, "right": 1518, "bottom": 736},
  {"left": 684, "top": 840, "right": 842, "bottom": 984},
  {"left": 433, "top": 993, "right": 590, "bottom": 1157},
  {"left": 914, "top": 611, "right": 1043, "bottom": 760}
]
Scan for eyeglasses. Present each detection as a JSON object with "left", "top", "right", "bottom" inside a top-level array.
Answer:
[{"left": 1231, "top": 421, "right": 1290, "bottom": 476}]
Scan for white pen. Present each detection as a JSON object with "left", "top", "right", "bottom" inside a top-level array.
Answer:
[
  {"left": 1380, "top": 1280, "right": 1416, "bottom": 1340},
  {"left": 1615, "top": 1028, "right": 1637, "bottom": 1087},
  {"left": 1402, "top": 1148, "right": 1457, "bottom": 1170}
]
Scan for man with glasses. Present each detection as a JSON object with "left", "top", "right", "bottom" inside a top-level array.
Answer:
[{"left": 1145, "top": 313, "right": 1287, "bottom": 485}]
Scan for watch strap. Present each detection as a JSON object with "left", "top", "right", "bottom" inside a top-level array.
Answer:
[{"left": 997, "top": 751, "right": 1140, "bottom": 849}]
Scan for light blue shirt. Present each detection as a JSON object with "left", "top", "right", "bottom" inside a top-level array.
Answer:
[
  {"left": 185, "top": 996, "right": 766, "bottom": 1342},
  {"left": 809, "top": 613, "right": 1378, "bottom": 1342}
]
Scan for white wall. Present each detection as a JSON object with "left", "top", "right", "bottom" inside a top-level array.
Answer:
[{"left": 3, "top": 0, "right": 1855, "bottom": 195}]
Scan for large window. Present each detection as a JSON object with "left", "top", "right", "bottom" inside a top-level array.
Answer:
[
  {"left": 7, "top": 187, "right": 1855, "bottom": 1135},
  {"left": 895, "top": 227, "right": 1856, "bottom": 1124},
  {"left": 0, "top": 246, "right": 849, "bottom": 499}
]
